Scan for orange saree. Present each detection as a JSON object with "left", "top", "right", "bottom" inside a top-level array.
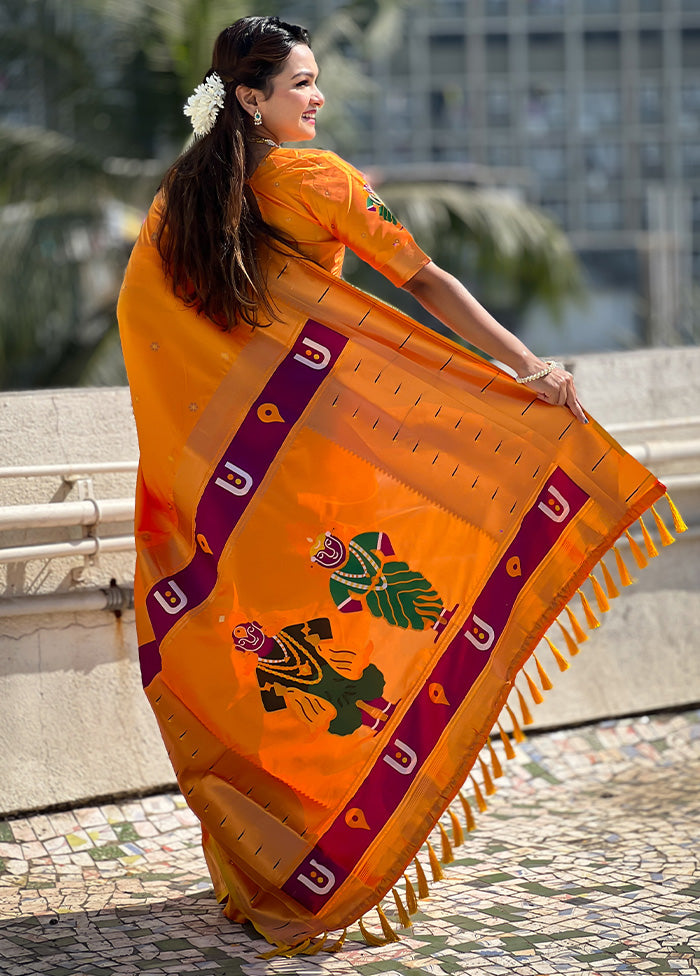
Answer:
[{"left": 118, "top": 179, "right": 683, "bottom": 953}]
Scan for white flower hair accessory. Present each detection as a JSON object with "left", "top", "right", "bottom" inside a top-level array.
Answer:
[{"left": 183, "top": 72, "right": 226, "bottom": 137}]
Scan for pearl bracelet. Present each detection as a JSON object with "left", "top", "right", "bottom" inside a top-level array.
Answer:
[{"left": 515, "top": 360, "right": 563, "bottom": 384}]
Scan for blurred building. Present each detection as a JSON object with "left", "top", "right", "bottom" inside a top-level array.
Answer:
[{"left": 302, "top": 0, "right": 700, "bottom": 351}]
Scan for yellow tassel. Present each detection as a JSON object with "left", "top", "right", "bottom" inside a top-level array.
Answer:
[
  {"left": 556, "top": 619, "right": 580, "bottom": 657},
  {"left": 578, "top": 588, "right": 600, "bottom": 629},
  {"left": 359, "top": 916, "right": 389, "bottom": 947},
  {"left": 404, "top": 874, "right": 418, "bottom": 914},
  {"left": 516, "top": 686, "right": 535, "bottom": 727},
  {"left": 543, "top": 634, "right": 569, "bottom": 672},
  {"left": 427, "top": 840, "right": 444, "bottom": 880},
  {"left": 470, "top": 774, "right": 488, "bottom": 812},
  {"left": 589, "top": 573, "right": 611, "bottom": 613},
  {"left": 534, "top": 654, "right": 554, "bottom": 690},
  {"left": 285, "top": 939, "right": 313, "bottom": 958},
  {"left": 413, "top": 856, "right": 429, "bottom": 898},
  {"left": 377, "top": 905, "right": 399, "bottom": 942},
  {"left": 326, "top": 929, "right": 347, "bottom": 953},
  {"left": 459, "top": 790, "right": 477, "bottom": 831},
  {"left": 307, "top": 934, "right": 328, "bottom": 955},
  {"left": 497, "top": 721, "right": 517, "bottom": 759},
  {"left": 478, "top": 755, "right": 496, "bottom": 795},
  {"left": 505, "top": 703, "right": 526, "bottom": 741},
  {"left": 259, "top": 944, "right": 294, "bottom": 960},
  {"left": 600, "top": 559, "right": 620, "bottom": 599},
  {"left": 438, "top": 821, "right": 454, "bottom": 863},
  {"left": 448, "top": 805, "right": 465, "bottom": 846},
  {"left": 564, "top": 604, "right": 589, "bottom": 643},
  {"left": 625, "top": 529, "right": 648, "bottom": 569},
  {"left": 651, "top": 505, "right": 675, "bottom": 547},
  {"left": 487, "top": 738, "right": 503, "bottom": 777},
  {"left": 613, "top": 545, "right": 634, "bottom": 586},
  {"left": 639, "top": 516, "right": 659, "bottom": 558},
  {"left": 523, "top": 670, "right": 544, "bottom": 705},
  {"left": 392, "top": 887, "right": 413, "bottom": 928},
  {"left": 665, "top": 494, "right": 687, "bottom": 533}
]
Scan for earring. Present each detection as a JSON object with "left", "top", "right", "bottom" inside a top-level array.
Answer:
[{"left": 253, "top": 109, "right": 262, "bottom": 126}]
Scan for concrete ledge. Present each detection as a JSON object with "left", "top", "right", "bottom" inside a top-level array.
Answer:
[{"left": 1, "top": 347, "right": 699, "bottom": 815}]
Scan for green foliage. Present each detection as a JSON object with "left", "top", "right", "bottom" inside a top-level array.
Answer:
[{"left": 0, "top": 0, "right": 583, "bottom": 390}]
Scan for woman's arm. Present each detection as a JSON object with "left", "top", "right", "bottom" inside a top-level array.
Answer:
[{"left": 403, "top": 261, "right": 587, "bottom": 423}]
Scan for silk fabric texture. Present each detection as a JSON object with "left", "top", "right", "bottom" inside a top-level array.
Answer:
[{"left": 118, "top": 155, "right": 665, "bottom": 948}]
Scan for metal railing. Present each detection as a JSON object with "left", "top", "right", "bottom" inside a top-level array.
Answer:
[{"left": 0, "top": 419, "right": 698, "bottom": 618}]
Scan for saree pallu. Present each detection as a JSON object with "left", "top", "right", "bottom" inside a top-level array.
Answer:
[{"left": 118, "top": 224, "right": 683, "bottom": 952}]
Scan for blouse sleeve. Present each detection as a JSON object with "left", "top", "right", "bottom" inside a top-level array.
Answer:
[{"left": 299, "top": 151, "right": 431, "bottom": 287}]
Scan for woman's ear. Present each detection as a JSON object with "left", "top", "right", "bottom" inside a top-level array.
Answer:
[{"left": 235, "top": 85, "right": 259, "bottom": 118}]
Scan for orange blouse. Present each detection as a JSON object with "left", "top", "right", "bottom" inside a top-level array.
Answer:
[{"left": 249, "top": 147, "right": 430, "bottom": 286}]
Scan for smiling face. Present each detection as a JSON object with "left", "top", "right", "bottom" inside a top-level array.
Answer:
[{"left": 240, "top": 44, "right": 323, "bottom": 144}]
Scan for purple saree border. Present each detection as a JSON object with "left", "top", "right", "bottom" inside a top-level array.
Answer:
[
  {"left": 282, "top": 467, "right": 589, "bottom": 914},
  {"left": 139, "top": 320, "right": 348, "bottom": 686}
]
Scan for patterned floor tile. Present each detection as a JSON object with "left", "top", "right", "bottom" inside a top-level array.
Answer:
[{"left": 0, "top": 710, "right": 698, "bottom": 975}]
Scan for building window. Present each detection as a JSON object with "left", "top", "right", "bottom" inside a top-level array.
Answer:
[
  {"left": 528, "top": 0, "right": 566, "bottom": 14},
  {"left": 583, "top": 0, "right": 620, "bottom": 11},
  {"left": 486, "top": 142, "right": 514, "bottom": 168},
  {"left": 527, "top": 84, "right": 566, "bottom": 134},
  {"left": 485, "top": 0, "right": 509, "bottom": 15},
  {"left": 639, "top": 141, "right": 664, "bottom": 178},
  {"left": 528, "top": 32, "right": 565, "bottom": 72},
  {"left": 639, "top": 79, "right": 663, "bottom": 125},
  {"left": 430, "top": 35, "right": 465, "bottom": 74},
  {"left": 584, "top": 197, "right": 623, "bottom": 231},
  {"left": 486, "top": 86, "right": 511, "bottom": 126},
  {"left": 486, "top": 34, "right": 510, "bottom": 73},
  {"left": 681, "top": 84, "right": 700, "bottom": 134},
  {"left": 526, "top": 145, "right": 566, "bottom": 181},
  {"left": 584, "top": 31, "right": 621, "bottom": 72},
  {"left": 580, "top": 88, "right": 622, "bottom": 132},
  {"left": 682, "top": 29, "right": 700, "bottom": 70},
  {"left": 639, "top": 30, "right": 662, "bottom": 71},
  {"left": 682, "top": 142, "right": 700, "bottom": 177},
  {"left": 585, "top": 142, "right": 622, "bottom": 183}
]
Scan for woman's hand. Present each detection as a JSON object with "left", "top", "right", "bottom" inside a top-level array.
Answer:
[{"left": 523, "top": 363, "right": 588, "bottom": 424}]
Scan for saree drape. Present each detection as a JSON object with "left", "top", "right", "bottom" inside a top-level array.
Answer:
[{"left": 118, "top": 210, "right": 683, "bottom": 952}]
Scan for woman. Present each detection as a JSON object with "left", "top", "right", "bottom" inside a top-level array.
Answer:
[{"left": 118, "top": 15, "right": 677, "bottom": 954}]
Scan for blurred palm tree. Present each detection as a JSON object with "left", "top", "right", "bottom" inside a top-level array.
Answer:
[{"left": 0, "top": 0, "right": 582, "bottom": 390}]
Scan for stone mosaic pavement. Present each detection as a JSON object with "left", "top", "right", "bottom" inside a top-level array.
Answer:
[{"left": 1, "top": 709, "right": 698, "bottom": 976}]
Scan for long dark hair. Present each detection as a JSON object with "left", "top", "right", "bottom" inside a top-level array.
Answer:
[{"left": 156, "top": 16, "right": 310, "bottom": 329}]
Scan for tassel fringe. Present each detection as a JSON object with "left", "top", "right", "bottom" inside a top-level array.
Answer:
[
  {"left": 427, "top": 840, "right": 444, "bottom": 880},
  {"left": 459, "top": 790, "right": 477, "bottom": 831},
  {"left": 497, "top": 721, "right": 517, "bottom": 759},
  {"left": 438, "top": 822, "right": 454, "bottom": 864},
  {"left": 665, "top": 493, "right": 687, "bottom": 533},
  {"left": 577, "top": 588, "right": 600, "bottom": 629},
  {"left": 564, "top": 604, "right": 588, "bottom": 643},
  {"left": 556, "top": 619, "right": 580, "bottom": 656},
  {"left": 625, "top": 529, "right": 648, "bottom": 569},
  {"left": 534, "top": 654, "right": 553, "bottom": 690},
  {"left": 651, "top": 505, "right": 675, "bottom": 546},
  {"left": 487, "top": 738, "right": 504, "bottom": 777},
  {"left": 600, "top": 559, "right": 620, "bottom": 599},
  {"left": 392, "top": 887, "right": 412, "bottom": 928},
  {"left": 359, "top": 915, "right": 393, "bottom": 947},
  {"left": 589, "top": 573, "right": 611, "bottom": 613},
  {"left": 478, "top": 755, "right": 496, "bottom": 795},
  {"left": 505, "top": 702, "right": 527, "bottom": 740},
  {"left": 413, "top": 855, "right": 429, "bottom": 898},
  {"left": 404, "top": 874, "right": 418, "bottom": 914},
  {"left": 449, "top": 806, "right": 465, "bottom": 845},
  {"left": 523, "top": 670, "right": 544, "bottom": 705},
  {"left": 639, "top": 516, "right": 659, "bottom": 558},
  {"left": 543, "top": 634, "right": 570, "bottom": 672},
  {"left": 470, "top": 774, "right": 488, "bottom": 812},
  {"left": 354, "top": 493, "right": 686, "bottom": 955}
]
